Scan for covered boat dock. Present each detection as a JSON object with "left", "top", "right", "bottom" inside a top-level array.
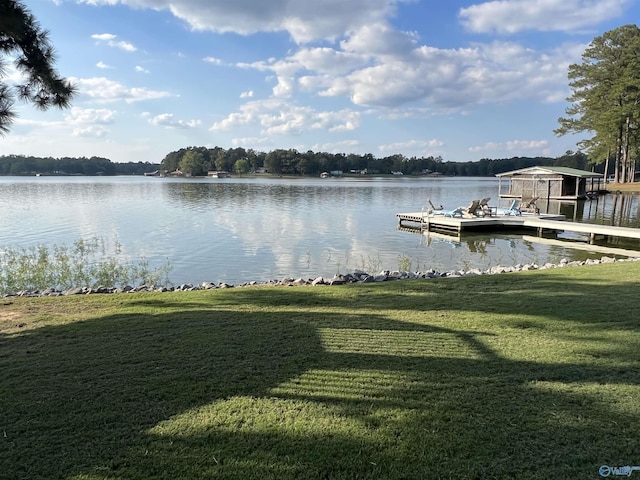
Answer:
[{"left": 496, "top": 166, "right": 605, "bottom": 201}]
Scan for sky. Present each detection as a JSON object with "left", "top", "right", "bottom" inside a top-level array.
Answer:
[{"left": 2, "top": 0, "right": 639, "bottom": 164}]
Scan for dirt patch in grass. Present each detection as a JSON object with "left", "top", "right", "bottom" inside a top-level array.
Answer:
[{"left": 0, "top": 308, "right": 26, "bottom": 332}]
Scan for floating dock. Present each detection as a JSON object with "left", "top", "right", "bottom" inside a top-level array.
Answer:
[{"left": 396, "top": 211, "right": 640, "bottom": 243}]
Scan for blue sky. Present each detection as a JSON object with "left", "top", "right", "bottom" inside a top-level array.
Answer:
[{"left": 3, "top": 0, "right": 639, "bottom": 163}]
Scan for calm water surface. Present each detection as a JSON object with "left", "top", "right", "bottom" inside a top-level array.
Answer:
[{"left": 1, "top": 176, "right": 639, "bottom": 286}]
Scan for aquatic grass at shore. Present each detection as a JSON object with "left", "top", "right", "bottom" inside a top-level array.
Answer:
[
  {"left": 1, "top": 261, "right": 640, "bottom": 479},
  {"left": 0, "top": 237, "right": 172, "bottom": 294}
]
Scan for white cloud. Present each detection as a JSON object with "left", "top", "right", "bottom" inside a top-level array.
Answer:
[
  {"left": 70, "top": 77, "right": 173, "bottom": 103},
  {"left": 240, "top": 90, "right": 254, "bottom": 98},
  {"left": 135, "top": 65, "right": 150, "bottom": 73},
  {"left": 96, "top": 61, "right": 113, "bottom": 69},
  {"left": 469, "top": 139, "right": 549, "bottom": 152},
  {"left": 91, "top": 32, "right": 137, "bottom": 52},
  {"left": 340, "top": 22, "right": 418, "bottom": 57},
  {"left": 71, "top": 125, "right": 111, "bottom": 137},
  {"left": 91, "top": 33, "right": 116, "bottom": 41},
  {"left": 233, "top": 26, "right": 576, "bottom": 112},
  {"left": 314, "top": 40, "right": 576, "bottom": 109},
  {"left": 147, "top": 113, "right": 201, "bottom": 129},
  {"left": 459, "top": 0, "right": 630, "bottom": 34},
  {"left": 78, "top": 0, "right": 413, "bottom": 44},
  {"left": 65, "top": 107, "right": 115, "bottom": 125},
  {"left": 309, "top": 140, "right": 361, "bottom": 153},
  {"left": 203, "top": 56, "right": 222, "bottom": 64},
  {"left": 469, "top": 142, "right": 500, "bottom": 153},
  {"left": 64, "top": 107, "right": 116, "bottom": 137},
  {"left": 211, "top": 99, "right": 360, "bottom": 135},
  {"left": 313, "top": 110, "right": 360, "bottom": 132},
  {"left": 231, "top": 136, "right": 271, "bottom": 147},
  {"left": 378, "top": 139, "right": 444, "bottom": 153},
  {"left": 289, "top": 47, "right": 370, "bottom": 76},
  {"left": 505, "top": 139, "right": 549, "bottom": 150},
  {"left": 238, "top": 47, "right": 368, "bottom": 98}
]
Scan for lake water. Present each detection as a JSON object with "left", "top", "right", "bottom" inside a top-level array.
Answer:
[{"left": 1, "top": 176, "right": 639, "bottom": 286}]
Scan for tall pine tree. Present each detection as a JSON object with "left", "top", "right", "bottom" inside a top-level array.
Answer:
[
  {"left": 556, "top": 24, "right": 640, "bottom": 183},
  {"left": 0, "top": 0, "right": 76, "bottom": 135}
]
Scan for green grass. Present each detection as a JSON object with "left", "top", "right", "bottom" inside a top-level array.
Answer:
[{"left": 2, "top": 262, "right": 640, "bottom": 479}]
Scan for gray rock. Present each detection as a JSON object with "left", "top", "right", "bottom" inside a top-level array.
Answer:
[
  {"left": 63, "top": 287, "right": 84, "bottom": 295},
  {"left": 465, "top": 268, "right": 483, "bottom": 276}
]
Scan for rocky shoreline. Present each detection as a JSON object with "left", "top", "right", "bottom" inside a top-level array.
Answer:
[{"left": 4, "top": 255, "right": 638, "bottom": 298}]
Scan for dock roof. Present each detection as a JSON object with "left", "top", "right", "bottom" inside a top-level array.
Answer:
[{"left": 495, "top": 166, "right": 603, "bottom": 178}]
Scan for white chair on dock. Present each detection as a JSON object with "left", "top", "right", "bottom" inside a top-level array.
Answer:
[
  {"left": 497, "top": 199, "right": 522, "bottom": 216},
  {"left": 428, "top": 199, "right": 443, "bottom": 212},
  {"left": 440, "top": 199, "right": 480, "bottom": 218}
]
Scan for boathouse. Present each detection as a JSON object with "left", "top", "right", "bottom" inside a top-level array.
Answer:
[{"left": 496, "top": 166, "right": 604, "bottom": 201}]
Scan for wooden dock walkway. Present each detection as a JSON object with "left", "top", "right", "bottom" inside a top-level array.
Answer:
[{"left": 396, "top": 211, "right": 640, "bottom": 242}]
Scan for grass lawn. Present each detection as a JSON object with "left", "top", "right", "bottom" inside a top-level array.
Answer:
[{"left": 2, "top": 261, "right": 640, "bottom": 479}]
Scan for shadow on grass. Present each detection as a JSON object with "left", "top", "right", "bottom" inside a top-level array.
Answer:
[{"left": 2, "top": 269, "right": 640, "bottom": 479}]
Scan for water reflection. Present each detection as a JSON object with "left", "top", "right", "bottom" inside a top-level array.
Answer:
[{"left": 535, "top": 194, "right": 640, "bottom": 228}]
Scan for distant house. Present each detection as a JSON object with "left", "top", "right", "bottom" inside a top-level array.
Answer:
[
  {"left": 208, "top": 171, "right": 230, "bottom": 178},
  {"left": 496, "top": 166, "right": 604, "bottom": 201}
]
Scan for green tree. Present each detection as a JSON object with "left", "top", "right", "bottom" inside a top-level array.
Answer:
[
  {"left": 556, "top": 24, "right": 640, "bottom": 183},
  {"left": 178, "top": 150, "right": 206, "bottom": 176},
  {"left": 264, "top": 150, "right": 283, "bottom": 174},
  {"left": 233, "top": 158, "right": 249, "bottom": 175},
  {"left": 160, "top": 149, "right": 185, "bottom": 172},
  {"left": 0, "top": 0, "right": 76, "bottom": 134},
  {"left": 214, "top": 150, "right": 230, "bottom": 172}
]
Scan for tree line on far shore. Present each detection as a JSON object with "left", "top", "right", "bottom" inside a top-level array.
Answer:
[
  {"left": 0, "top": 155, "right": 158, "bottom": 176},
  {"left": 160, "top": 145, "right": 596, "bottom": 177},
  {"left": 0, "top": 149, "right": 598, "bottom": 178}
]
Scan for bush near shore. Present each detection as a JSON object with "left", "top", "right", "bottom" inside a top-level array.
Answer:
[{"left": 1, "top": 261, "right": 640, "bottom": 479}]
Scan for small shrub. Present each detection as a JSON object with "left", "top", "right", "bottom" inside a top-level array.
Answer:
[{"left": 398, "top": 254, "right": 412, "bottom": 272}]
